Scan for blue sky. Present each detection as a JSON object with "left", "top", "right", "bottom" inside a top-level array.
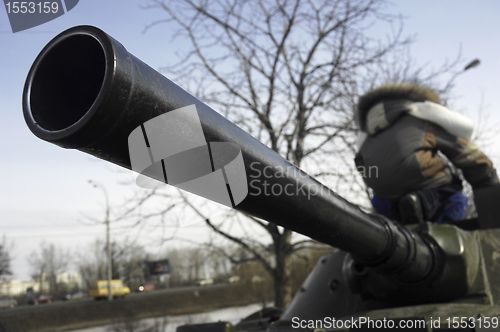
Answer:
[{"left": 1, "top": 0, "right": 500, "bottom": 281}]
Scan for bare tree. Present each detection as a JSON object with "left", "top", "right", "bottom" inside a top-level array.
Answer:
[
  {"left": 0, "top": 235, "right": 13, "bottom": 279},
  {"left": 77, "top": 237, "right": 151, "bottom": 289},
  {"left": 129, "top": 0, "right": 464, "bottom": 308},
  {"left": 161, "top": 246, "right": 213, "bottom": 285},
  {"left": 77, "top": 238, "right": 108, "bottom": 287},
  {"left": 117, "top": 242, "right": 150, "bottom": 285},
  {"left": 28, "top": 242, "right": 70, "bottom": 295}
]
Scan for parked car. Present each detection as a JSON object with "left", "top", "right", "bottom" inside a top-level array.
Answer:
[
  {"left": 63, "top": 291, "right": 87, "bottom": 301},
  {"left": 251, "top": 275, "right": 264, "bottom": 283},
  {"left": 0, "top": 298, "right": 17, "bottom": 309},
  {"left": 136, "top": 283, "right": 155, "bottom": 292},
  {"left": 196, "top": 278, "right": 214, "bottom": 286},
  {"left": 228, "top": 276, "right": 240, "bottom": 283},
  {"left": 29, "top": 295, "right": 54, "bottom": 305}
]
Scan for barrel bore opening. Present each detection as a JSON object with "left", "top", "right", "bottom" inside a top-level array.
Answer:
[{"left": 29, "top": 34, "right": 106, "bottom": 131}]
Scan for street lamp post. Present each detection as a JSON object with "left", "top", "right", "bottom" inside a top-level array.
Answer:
[{"left": 89, "top": 180, "right": 113, "bottom": 301}]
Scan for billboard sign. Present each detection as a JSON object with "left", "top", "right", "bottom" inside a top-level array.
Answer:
[{"left": 148, "top": 259, "right": 171, "bottom": 275}]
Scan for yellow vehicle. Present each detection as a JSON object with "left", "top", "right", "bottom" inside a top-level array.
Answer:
[{"left": 88, "top": 280, "right": 131, "bottom": 300}]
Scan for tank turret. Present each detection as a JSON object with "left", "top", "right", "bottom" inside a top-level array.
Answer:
[{"left": 23, "top": 26, "right": 500, "bottom": 331}]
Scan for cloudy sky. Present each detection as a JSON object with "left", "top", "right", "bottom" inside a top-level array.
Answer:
[{"left": 1, "top": 0, "right": 500, "bottom": 281}]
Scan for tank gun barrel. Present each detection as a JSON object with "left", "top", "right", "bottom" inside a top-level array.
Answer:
[{"left": 23, "top": 26, "right": 439, "bottom": 285}]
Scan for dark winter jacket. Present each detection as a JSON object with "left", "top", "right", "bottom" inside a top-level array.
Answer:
[{"left": 354, "top": 84, "right": 498, "bottom": 199}]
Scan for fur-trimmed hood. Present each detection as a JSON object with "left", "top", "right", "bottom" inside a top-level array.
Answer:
[
  {"left": 355, "top": 83, "right": 439, "bottom": 131},
  {"left": 354, "top": 84, "right": 474, "bottom": 150}
]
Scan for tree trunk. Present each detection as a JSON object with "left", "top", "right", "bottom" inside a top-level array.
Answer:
[
  {"left": 273, "top": 250, "right": 292, "bottom": 309},
  {"left": 273, "top": 230, "right": 293, "bottom": 309}
]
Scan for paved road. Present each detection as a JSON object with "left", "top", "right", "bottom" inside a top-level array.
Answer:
[{"left": 0, "top": 283, "right": 229, "bottom": 316}]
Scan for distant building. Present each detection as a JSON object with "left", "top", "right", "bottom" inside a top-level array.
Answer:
[
  {"left": 0, "top": 272, "right": 82, "bottom": 296},
  {"left": 0, "top": 279, "right": 47, "bottom": 296},
  {"left": 56, "top": 272, "right": 83, "bottom": 288}
]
